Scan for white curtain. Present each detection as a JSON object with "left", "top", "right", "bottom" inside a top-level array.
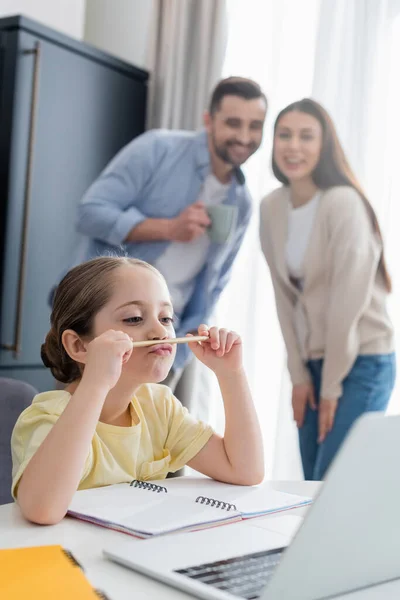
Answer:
[
  {"left": 147, "top": 0, "right": 228, "bottom": 130},
  {"left": 312, "top": 0, "right": 400, "bottom": 415},
  {"left": 206, "top": 0, "right": 321, "bottom": 479},
  {"left": 143, "top": 0, "right": 229, "bottom": 430}
]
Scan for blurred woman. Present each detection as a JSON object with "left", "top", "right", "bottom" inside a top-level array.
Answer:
[{"left": 260, "top": 98, "right": 395, "bottom": 480}]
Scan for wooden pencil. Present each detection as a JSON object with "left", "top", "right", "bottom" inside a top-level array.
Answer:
[{"left": 130, "top": 335, "right": 209, "bottom": 348}]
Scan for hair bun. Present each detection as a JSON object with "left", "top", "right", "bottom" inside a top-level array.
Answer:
[{"left": 41, "top": 328, "right": 79, "bottom": 384}]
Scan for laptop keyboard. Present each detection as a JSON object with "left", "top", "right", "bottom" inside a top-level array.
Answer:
[{"left": 175, "top": 547, "right": 285, "bottom": 599}]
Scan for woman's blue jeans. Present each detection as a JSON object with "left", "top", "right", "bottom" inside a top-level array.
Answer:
[{"left": 299, "top": 353, "right": 396, "bottom": 480}]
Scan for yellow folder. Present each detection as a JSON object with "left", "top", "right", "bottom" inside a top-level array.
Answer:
[{"left": 0, "top": 545, "right": 108, "bottom": 599}]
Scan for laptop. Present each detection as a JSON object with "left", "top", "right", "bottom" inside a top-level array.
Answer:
[{"left": 104, "top": 413, "right": 400, "bottom": 600}]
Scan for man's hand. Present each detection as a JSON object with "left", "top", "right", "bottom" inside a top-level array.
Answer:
[
  {"left": 168, "top": 202, "right": 211, "bottom": 242},
  {"left": 125, "top": 202, "right": 211, "bottom": 243}
]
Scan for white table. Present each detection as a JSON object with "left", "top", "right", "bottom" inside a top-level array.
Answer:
[{"left": 1, "top": 480, "right": 399, "bottom": 599}]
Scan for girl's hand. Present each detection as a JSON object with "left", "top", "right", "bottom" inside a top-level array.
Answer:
[
  {"left": 292, "top": 383, "right": 316, "bottom": 428},
  {"left": 187, "top": 324, "right": 242, "bottom": 377},
  {"left": 82, "top": 329, "right": 133, "bottom": 391}
]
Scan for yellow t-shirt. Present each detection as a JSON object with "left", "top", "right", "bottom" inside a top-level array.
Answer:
[{"left": 11, "top": 383, "right": 213, "bottom": 500}]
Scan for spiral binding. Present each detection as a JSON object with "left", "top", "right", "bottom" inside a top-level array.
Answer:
[
  {"left": 195, "top": 495, "right": 237, "bottom": 511},
  {"left": 62, "top": 549, "right": 111, "bottom": 599},
  {"left": 130, "top": 479, "right": 167, "bottom": 493},
  {"left": 62, "top": 549, "right": 84, "bottom": 570},
  {"left": 95, "top": 591, "right": 112, "bottom": 600}
]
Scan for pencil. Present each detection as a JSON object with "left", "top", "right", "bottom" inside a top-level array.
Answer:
[{"left": 131, "top": 335, "right": 209, "bottom": 348}]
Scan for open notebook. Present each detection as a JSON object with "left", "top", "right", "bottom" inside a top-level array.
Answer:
[
  {"left": 0, "top": 545, "right": 109, "bottom": 599},
  {"left": 68, "top": 477, "right": 312, "bottom": 539}
]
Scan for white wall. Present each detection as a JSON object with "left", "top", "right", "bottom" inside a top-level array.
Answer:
[
  {"left": 84, "top": 0, "right": 157, "bottom": 71},
  {"left": 0, "top": 0, "right": 86, "bottom": 39}
]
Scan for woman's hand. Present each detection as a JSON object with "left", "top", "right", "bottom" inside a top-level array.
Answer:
[
  {"left": 292, "top": 382, "right": 316, "bottom": 428},
  {"left": 187, "top": 324, "right": 242, "bottom": 377},
  {"left": 318, "top": 398, "right": 338, "bottom": 443},
  {"left": 82, "top": 329, "right": 133, "bottom": 391}
]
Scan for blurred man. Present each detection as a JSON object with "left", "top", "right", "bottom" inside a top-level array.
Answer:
[{"left": 73, "top": 77, "right": 267, "bottom": 391}]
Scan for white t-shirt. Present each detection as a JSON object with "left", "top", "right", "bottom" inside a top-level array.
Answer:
[
  {"left": 286, "top": 191, "right": 321, "bottom": 287},
  {"left": 285, "top": 191, "right": 321, "bottom": 356},
  {"left": 156, "top": 174, "right": 230, "bottom": 319}
]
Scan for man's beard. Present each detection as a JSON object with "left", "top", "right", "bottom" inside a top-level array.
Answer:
[{"left": 211, "top": 133, "right": 258, "bottom": 167}]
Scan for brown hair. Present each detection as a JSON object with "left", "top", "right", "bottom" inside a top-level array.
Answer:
[
  {"left": 209, "top": 76, "right": 267, "bottom": 115},
  {"left": 272, "top": 98, "right": 392, "bottom": 292},
  {"left": 41, "top": 257, "right": 162, "bottom": 383}
]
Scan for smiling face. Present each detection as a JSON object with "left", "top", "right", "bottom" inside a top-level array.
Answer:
[
  {"left": 273, "top": 110, "right": 323, "bottom": 183},
  {"left": 205, "top": 95, "right": 267, "bottom": 167},
  {"left": 92, "top": 265, "right": 176, "bottom": 384}
]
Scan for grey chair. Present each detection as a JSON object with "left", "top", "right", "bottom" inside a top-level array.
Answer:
[{"left": 0, "top": 377, "right": 37, "bottom": 505}]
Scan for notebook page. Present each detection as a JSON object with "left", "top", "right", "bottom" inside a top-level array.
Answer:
[
  {"left": 228, "top": 487, "right": 312, "bottom": 517},
  {"left": 120, "top": 494, "right": 240, "bottom": 535},
  {"left": 152, "top": 477, "right": 312, "bottom": 517},
  {"left": 68, "top": 483, "right": 239, "bottom": 536},
  {"left": 68, "top": 483, "right": 172, "bottom": 522}
]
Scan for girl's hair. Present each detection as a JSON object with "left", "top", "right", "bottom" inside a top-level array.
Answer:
[
  {"left": 272, "top": 98, "right": 391, "bottom": 292},
  {"left": 41, "top": 256, "right": 162, "bottom": 383}
]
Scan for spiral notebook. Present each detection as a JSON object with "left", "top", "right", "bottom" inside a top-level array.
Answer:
[
  {"left": 67, "top": 477, "right": 312, "bottom": 539},
  {"left": 0, "top": 545, "right": 109, "bottom": 599}
]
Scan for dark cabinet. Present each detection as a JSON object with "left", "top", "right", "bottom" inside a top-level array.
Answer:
[{"left": 0, "top": 16, "right": 148, "bottom": 390}]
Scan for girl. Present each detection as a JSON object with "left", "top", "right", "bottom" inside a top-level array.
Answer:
[
  {"left": 260, "top": 98, "right": 395, "bottom": 481},
  {"left": 11, "top": 257, "right": 264, "bottom": 524}
]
